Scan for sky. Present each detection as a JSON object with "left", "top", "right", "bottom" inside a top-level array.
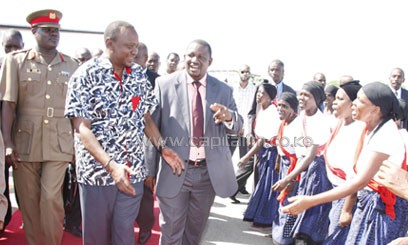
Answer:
[{"left": 1, "top": 0, "right": 408, "bottom": 90}]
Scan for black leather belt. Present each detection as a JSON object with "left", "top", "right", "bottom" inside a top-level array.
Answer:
[{"left": 188, "top": 159, "right": 206, "bottom": 167}]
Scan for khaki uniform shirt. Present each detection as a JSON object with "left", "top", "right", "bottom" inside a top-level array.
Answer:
[{"left": 0, "top": 48, "right": 79, "bottom": 162}]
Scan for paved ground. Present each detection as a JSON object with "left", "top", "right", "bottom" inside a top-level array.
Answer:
[
  {"left": 201, "top": 150, "right": 272, "bottom": 245},
  {"left": 201, "top": 193, "right": 272, "bottom": 245}
]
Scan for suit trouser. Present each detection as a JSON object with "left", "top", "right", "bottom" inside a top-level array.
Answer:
[
  {"left": 233, "top": 163, "right": 253, "bottom": 196},
  {"left": 63, "top": 164, "right": 81, "bottom": 228},
  {"left": 80, "top": 182, "right": 144, "bottom": 245},
  {"left": 3, "top": 165, "right": 21, "bottom": 230},
  {"left": 228, "top": 135, "right": 253, "bottom": 194},
  {"left": 3, "top": 166, "right": 12, "bottom": 229},
  {"left": 136, "top": 185, "right": 155, "bottom": 233},
  {"left": 13, "top": 161, "right": 68, "bottom": 245},
  {"left": 157, "top": 165, "right": 216, "bottom": 245},
  {"left": 0, "top": 159, "right": 6, "bottom": 227},
  {"left": 64, "top": 190, "right": 81, "bottom": 228}
]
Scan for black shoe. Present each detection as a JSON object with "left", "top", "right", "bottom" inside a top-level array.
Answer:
[
  {"left": 138, "top": 230, "right": 152, "bottom": 244},
  {"left": 240, "top": 188, "right": 250, "bottom": 195},
  {"left": 229, "top": 196, "right": 241, "bottom": 204},
  {"left": 65, "top": 225, "right": 82, "bottom": 237}
]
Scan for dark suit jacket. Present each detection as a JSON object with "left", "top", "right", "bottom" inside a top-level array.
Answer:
[
  {"left": 145, "top": 71, "right": 243, "bottom": 198},
  {"left": 146, "top": 69, "right": 159, "bottom": 89},
  {"left": 401, "top": 88, "right": 408, "bottom": 130}
]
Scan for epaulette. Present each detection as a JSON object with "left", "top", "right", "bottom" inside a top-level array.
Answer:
[{"left": 9, "top": 48, "right": 30, "bottom": 56}]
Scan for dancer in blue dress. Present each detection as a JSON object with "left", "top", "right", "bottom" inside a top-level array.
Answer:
[
  {"left": 283, "top": 82, "right": 408, "bottom": 245},
  {"left": 272, "top": 92, "right": 299, "bottom": 245},
  {"left": 239, "top": 83, "right": 280, "bottom": 226},
  {"left": 323, "top": 81, "right": 363, "bottom": 244},
  {"left": 273, "top": 81, "right": 332, "bottom": 244}
]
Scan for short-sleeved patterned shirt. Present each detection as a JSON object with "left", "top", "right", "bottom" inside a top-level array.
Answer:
[{"left": 65, "top": 56, "right": 157, "bottom": 186}]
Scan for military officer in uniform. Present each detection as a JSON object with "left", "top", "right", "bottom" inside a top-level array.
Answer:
[{"left": 0, "top": 9, "right": 79, "bottom": 245}]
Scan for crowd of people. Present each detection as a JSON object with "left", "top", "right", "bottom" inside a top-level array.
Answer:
[{"left": 0, "top": 7, "right": 408, "bottom": 245}]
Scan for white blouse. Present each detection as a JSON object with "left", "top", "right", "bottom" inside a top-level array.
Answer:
[
  {"left": 254, "top": 104, "right": 280, "bottom": 142},
  {"left": 325, "top": 120, "right": 365, "bottom": 186}
]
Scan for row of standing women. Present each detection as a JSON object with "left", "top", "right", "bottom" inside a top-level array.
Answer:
[{"left": 239, "top": 80, "right": 408, "bottom": 244}]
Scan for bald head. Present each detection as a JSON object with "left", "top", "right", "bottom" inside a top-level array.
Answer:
[
  {"left": 238, "top": 64, "right": 251, "bottom": 83},
  {"left": 2, "top": 29, "right": 24, "bottom": 54},
  {"left": 146, "top": 52, "right": 160, "bottom": 73},
  {"left": 313, "top": 72, "right": 326, "bottom": 87},
  {"left": 239, "top": 64, "right": 250, "bottom": 71},
  {"left": 75, "top": 47, "right": 92, "bottom": 64},
  {"left": 133, "top": 42, "right": 148, "bottom": 67},
  {"left": 339, "top": 75, "right": 354, "bottom": 85},
  {"left": 91, "top": 48, "right": 103, "bottom": 57}
]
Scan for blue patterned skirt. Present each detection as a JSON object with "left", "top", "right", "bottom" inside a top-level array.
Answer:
[
  {"left": 243, "top": 146, "right": 279, "bottom": 226},
  {"left": 272, "top": 155, "right": 299, "bottom": 245},
  {"left": 346, "top": 189, "right": 408, "bottom": 245},
  {"left": 323, "top": 197, "right": 355, "bottom": 245},
  {"left": 290, "top": 155, "right": 332, "bottom": 243}
]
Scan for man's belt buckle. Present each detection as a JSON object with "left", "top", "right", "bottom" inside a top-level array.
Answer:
[
  {"left": 47, "top": 107, "right": 54, "bottom": 117},
  {"left": 189, "top": 159, "right": 206, "bottom": 167}
]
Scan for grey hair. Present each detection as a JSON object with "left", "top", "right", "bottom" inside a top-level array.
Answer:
[{"left": 104, "top": 20, "right": 136, "bottom": 42}]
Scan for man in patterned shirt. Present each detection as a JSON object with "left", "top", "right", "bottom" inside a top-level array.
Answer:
[{"left": 65, "top": 20, "right": 182, "bottom": 245}]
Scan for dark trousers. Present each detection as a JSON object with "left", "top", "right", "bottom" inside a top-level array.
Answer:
[
  {"left": 136, "top": 185, "right": 155, "bottom": 232},
  {"left": 3, "top": 166, "right": 12, "bottom": 230},
  {"left": 63, "top": 164, "right": 81, "bottom": 228},
  {"left": 228, "top": 135, "right": 254, "bottom": 196},
  {"left": 2, "top": 165, "right": 20, "bottom": 231},
  {"left": 64, "top": 188, "right": 81, "bottom": 228}
]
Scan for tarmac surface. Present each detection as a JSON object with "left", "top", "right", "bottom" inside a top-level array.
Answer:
[
  {"left": 201, "top": 193, "right": 272, "bottom": 245},
  {"left": 201, "top": 150, "right": 272, "bottom": 245}
]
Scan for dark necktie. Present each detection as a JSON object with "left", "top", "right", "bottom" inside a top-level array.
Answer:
[{"left": 192, "top": 81, "right": 204, "bottom": 147}]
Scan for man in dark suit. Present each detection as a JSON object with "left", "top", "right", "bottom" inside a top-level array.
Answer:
[
  {"left": 133, "top": 42, "right": 160, "bottom": 244},
  {"left": 248, "top": 59, "right": 296, "bottom": 116},
  {"left": 389, "top": 67, "right": 408, "bottom": 130},
  {"left": 146, "top": 39, "right": 243, "bottom": 244},
  {"left": 267, "top": 59, "right": 297, "bottom": 98},
  {"left": 146, "top": 69, "right": 159, "bottom": 88}
]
